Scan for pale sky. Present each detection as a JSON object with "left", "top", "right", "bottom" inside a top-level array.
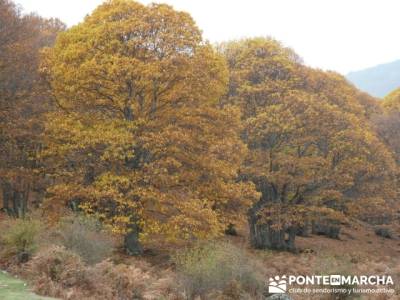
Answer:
[{"left": 14, "top": 0, "right": 400, "bottom": 74}]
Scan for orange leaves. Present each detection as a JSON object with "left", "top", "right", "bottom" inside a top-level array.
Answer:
[
  {"left": 43, "top": 0, "right": 224, "bottom": 120},
  {"left": 222, "top": 37, "right": 398, "bottom": 228},
  {"left": 42, "top": 0, "right": 255, "bottom": 243}
]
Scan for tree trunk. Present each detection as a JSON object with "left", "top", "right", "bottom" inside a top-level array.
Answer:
[
  {"left": 247, "top": 180, "right": 299, "bottom": 251},
  {"left": 2, "top": 181, "right": 11, "bottom": 214},
  {"left": 1, "top": 181, "right": 29, "bottom": 218},
  {"left": 249, "top": 213, "right": 271, "bottom": 249},
  {"left": 248, "top": 210, "right": 297, "bottom": 251},
  {"left": 124, "top": 224, "right": 143, "bottom": 256},
  {"left": 286, "top": 226, "right": 297, "bottom": 251}
]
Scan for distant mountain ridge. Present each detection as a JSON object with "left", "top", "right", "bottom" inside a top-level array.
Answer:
[{"left": 346, "top": 60, "right": 400, "bottom": 98}]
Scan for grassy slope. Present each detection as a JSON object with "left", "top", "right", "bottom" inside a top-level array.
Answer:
[{"left": 0, "top": 272, "right": 56, "bottom": 300}]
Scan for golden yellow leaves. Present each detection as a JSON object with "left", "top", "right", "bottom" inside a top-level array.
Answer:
[
  {"left": 40, "top": 3, "right": 399, "bottom": 247},
  {"left": 41, "top": 0, "right": 255, "bottom": 243},
  {"left": 222, "top": 37, "right": 398, "bottom": 227}
]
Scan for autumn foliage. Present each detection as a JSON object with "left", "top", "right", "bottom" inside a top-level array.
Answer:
[
  {"left": 220, "top": 38, "right": 397, "bottom": 249},
  {"left": 1, "top": 0, "right": 399, "bottom": 254},
  {"left": 40, "top": 0, "right": 258, "bottom": 251},
  {"left": 0, "top": 0, "right": 65, "bottom": 218}
]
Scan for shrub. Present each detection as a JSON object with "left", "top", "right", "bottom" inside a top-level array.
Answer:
[
  {"left": 26, "top": 246, "right": 180, "bottom": 300},
  {"left": 26, "top": 245, "right": 90, "bottom": 298},
  {"left": 56, "top": 214, "right": 115, "bottom": 264},
  {"left": 89, "top": 260, "right": 152, "bottom": 299},
  {"left": 172, "top": 241, "right": 265, "bottom": 298},
  {"left": 314, "top": 254, "right": 358, "bottom": 300},
  {"left": 0, "top": 218, "right": 42, "bottom": 263}
]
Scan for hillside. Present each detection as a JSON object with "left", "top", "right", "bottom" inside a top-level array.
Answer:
[
  {"left": 1, "top": 0, "right": 400, "bottom": 299},
  {"left": 347, "top": 60, "right": 400, "bottom": 98}
]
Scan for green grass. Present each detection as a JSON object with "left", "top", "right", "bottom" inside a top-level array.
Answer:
[{"left": 0, "top": 271, "right": 56, "bottom": 300}]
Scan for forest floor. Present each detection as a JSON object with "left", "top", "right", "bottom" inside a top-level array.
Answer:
[
  {"left": 239, "top": 221, "right": 400, "bottom": 299},
  {"left": 137, "top": 220, "right": 400, "bottom": 300}
]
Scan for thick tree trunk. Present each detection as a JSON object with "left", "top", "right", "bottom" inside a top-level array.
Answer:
[
  {"left": 124, "top": 224, "right": 143, "bottom": 256},
  {"left": 248, "top": 181, "right": 297, "bottom": 252},
  {"left": 249, "top": 215, "right": 271, "bottom": 249},
  {"left": 286, "top": 226, "right": 297, "bottom": 251},
  {"left": 248, "top": 209, "right": 296, "bottom": 251}
]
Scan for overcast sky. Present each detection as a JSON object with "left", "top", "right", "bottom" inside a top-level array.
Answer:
[{"left": 14, "top": 0, "right": 400, "bottom": 74}]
